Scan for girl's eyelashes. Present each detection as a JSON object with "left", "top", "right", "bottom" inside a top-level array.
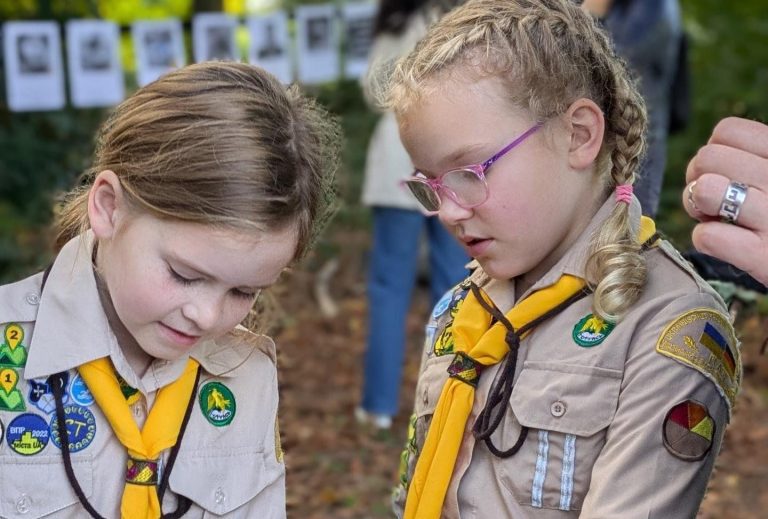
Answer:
[
  {"left": 231, "top": 288, "right": 259, "bottom": 301},
  {"left": 168, "top": 265, "right": 198, "bottom": 286},
  {"left": 169, "top": 264, "right": 259, "bottom": 301}
]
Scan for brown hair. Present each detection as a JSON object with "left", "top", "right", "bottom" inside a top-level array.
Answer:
[
  {"left": 386, "top": 0, "right": 648, "bottom": 321},
  {"left": 56, "top": 61, "right": 340, "bottom": 261}
]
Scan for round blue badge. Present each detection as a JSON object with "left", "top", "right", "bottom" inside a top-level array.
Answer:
[
  {"left": 49, "top": 405, "right": 97, "bottom": 453},
  {"left": 6, "top": 413, "right": 49, "bottom": 455},
  {"left": 431, "top": 291, "right": 453, "bottom": 320},
  {"left": 69, "top": 373, "right": 95, "bottom": 406}
]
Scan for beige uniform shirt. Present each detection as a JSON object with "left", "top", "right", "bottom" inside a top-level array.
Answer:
[
  {"left": 0, "top": 234, "right": 285, "bottom": 518},
  {"left": 394, "top": 198, "right": 741, "bottom": 518}
]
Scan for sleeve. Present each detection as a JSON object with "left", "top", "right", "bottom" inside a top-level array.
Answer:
[{"left": 580, "top": 292, "right": 740, "bottom": 518}]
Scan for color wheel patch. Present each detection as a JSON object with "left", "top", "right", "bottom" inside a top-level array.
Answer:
[{"left": 663, "top": 400, "right": 714, "bottom": 461}]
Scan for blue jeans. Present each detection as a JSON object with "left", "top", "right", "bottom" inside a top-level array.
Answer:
[{"left": 361, "top": 207, "right": 469, "bottom": 416}]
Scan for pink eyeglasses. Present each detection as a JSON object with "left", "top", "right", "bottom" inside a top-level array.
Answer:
[{"left": 402, "top": 123, "right": 542, "bottom": 212}]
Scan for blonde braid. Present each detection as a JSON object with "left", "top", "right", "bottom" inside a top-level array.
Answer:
[{"left": 584, "top": 34, "right": 649, "bottom": 322}]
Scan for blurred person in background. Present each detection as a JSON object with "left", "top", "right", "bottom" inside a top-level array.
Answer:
[
  {"left": 582, "top": 0, "right": 685, "bottom": 217},
  {"left": 356, "top": 0, "right": 469, "bottom": 430}
]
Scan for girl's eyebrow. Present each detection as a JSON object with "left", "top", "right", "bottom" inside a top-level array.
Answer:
[{"left": 439, "top": 143, "right": 486, "bottom": 169}]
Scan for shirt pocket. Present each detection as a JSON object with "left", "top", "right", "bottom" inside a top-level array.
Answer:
[
  {"left": 414, "top": 355, "right": 453, "bottom": 436},
  {"left": 498, "top": 361, "right": 622, "bottom": 512},
  {"left": 169, "top": 446, "right": 285, "bottom": 518},
  {"left": 0, "top": 454, "right": 93, "bottom": 518}
]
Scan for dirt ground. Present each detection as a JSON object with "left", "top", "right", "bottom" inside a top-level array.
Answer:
[{"left": 274, "top": 231, "right": 768, "bottom": 519}]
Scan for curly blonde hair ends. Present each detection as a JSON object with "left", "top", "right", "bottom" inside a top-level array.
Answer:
[{"left": 386, "top": 0, "right": 648, "bottom": 321}]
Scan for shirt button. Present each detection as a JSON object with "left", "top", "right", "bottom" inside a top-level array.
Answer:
[
  {"left": 25, "top": 293, "right": 40, "bottom": 305},
  {"left": 550, "top": 401, "right": 566, "bottom": 417},
  {"left": 16, "top": 494, "right": 31, "bottom": 514},
  {"left": 214, "top": 487, "right": 226, "bottom": 505}
]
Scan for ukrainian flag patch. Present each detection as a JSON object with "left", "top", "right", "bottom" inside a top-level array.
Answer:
[{"left": 656, "top": 309, "right": 740, "bottom": 410}]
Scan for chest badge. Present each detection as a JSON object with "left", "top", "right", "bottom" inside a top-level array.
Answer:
[
  {"left": 0, "top": 323, "right": 28, "bottom": 368},
  {"left": 6, "top": 413, "right": 49, "bottom": 455},
  {"left": 572, "top": 314, "right": 615, "bottom": 347},
  {"left": 199, "top": 381, "right": 236, "bottom": 426},
  {"left": 0, "top": 368, "right": 26, "bottom": 412},
  {"left": 50, "top": 405, "right": 97, "bottom": 453}
]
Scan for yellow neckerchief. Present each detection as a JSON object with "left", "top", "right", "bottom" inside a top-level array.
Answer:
[
  {"left": 78, "top": 357, "right": 200, "bottom": 519},
  {"left": 404, "top": 216, "right": 657, "bottom": 519}
]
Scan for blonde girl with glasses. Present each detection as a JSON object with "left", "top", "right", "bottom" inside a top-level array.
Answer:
[
  {"left": 0, "top": 62, "right": 338, "bottom": 518},
  {"left": 387, "top": 1, "right": 740, "bottom": 517}
]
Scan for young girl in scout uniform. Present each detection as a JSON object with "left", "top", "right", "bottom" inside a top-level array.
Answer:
[
  {"left": 385, "top": 1, "right": 741, "bottom": 517},
  {"left": 0, "top": 62, "right": 339, "bottom": 518}
]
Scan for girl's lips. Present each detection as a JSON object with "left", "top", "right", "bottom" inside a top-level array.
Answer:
[
  {"left": 464, "top": 237, "right": 492, "bottom": 257},
  {"left": 158, "top": 322, "right": 200, "bottom": 347}
]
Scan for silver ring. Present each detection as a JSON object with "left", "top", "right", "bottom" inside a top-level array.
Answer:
[
  {"left": 718, "top": 181, "right": 749, "bottom": 224},
  {"left": 687, "top": 181, "right": 698, "bottom": 212}
]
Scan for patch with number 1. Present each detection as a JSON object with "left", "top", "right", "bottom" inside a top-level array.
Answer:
[{"left": 0, "top": 368, "right": 26, "bottom": 412}]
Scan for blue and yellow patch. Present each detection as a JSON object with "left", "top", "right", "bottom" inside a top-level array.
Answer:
[
  {"left": 432, "top": 287, "right": 469, "bottom": 357},
  {"left": 50, "top": 405, "right": 97, "bottom": 453},
  {"left": 656, "top": 309, "right": 740, "bottom": 410}
]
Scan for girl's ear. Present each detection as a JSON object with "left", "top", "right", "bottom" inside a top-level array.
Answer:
[
  {"left": 565, "top": 98, "right": 605, "bottom": 171},
  {"left": 88, "top": 170, "right": 124, "bottom": 240}
]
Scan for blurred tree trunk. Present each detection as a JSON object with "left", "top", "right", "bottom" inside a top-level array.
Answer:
[{"left": 194, "top": 0, "right": 222, "bottom": 11}]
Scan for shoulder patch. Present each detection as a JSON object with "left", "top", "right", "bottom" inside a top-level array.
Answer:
[{"left": 656, "top": 309, "right": 741, "bottom": 410}]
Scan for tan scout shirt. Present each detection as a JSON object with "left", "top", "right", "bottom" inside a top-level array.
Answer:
[
  {"left": 394, "top": 198, "right": 740, "bottom": 518},
  {"left": 0, "top": 233, "right": 285, "bottom": 518}
]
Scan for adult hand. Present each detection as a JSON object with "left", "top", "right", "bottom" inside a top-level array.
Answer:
[{"left": 683, "top": 117, "right": 768, "bottom": 286}]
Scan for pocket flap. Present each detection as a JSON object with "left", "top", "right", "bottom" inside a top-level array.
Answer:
[
  {"left": 169, "top": 447, "right": 283, "bottom": 514},
  {"left": 414, "top": 355, "right": 453, "bottom": 418},
  {"left": 0, "top": 455, "right": 92, "bottom": 518},
  {"left": 510, "top": 362, "right": 622, "bottom": 437}
]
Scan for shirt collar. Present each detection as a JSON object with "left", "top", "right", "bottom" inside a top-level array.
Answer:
[{"left": 25, "top": 232, "right": 116, "bottom": 380}]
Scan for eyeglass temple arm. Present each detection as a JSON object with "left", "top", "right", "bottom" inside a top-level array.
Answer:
[{"left": 481, "top": 123, "right": 543, "bottom": 170}]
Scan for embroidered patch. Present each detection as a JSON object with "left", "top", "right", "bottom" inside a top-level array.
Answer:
[
  {"left": 0, "top": 323, "right": 28, "bottom": 368},
  {"left": 433, "top": 288, "right": 469, "bottom": 357},
  {"left": 69, "top": 373, "right": 95, "bottom": 406},
  {"left": 199, "top": 381, "right": 236, "bottom": 426},
  {"left": 126, "top": 458, "right": 159, "bottom": 485},
  {"left": 7, "top": 413, "right": 49, "bottom": 455},
  {"left": 28, "top": 373, "right": 70, "bottom": 414},
  {"left": 50, "top": 405, "right": 97, "bottom": 453},
  {"left": 274, "top": 417, "right": 284, "bottom": 463},
  {"left": 572, "top": 314, "right": 615, "bottom": 347},
  {"left": 663, "top": 400, "right": 714, "bottom": 461},
  {"left": 398, "top": 413, "right": 418, "bottom": 488},
  {"left": 431, "top": 290, "right": 453, "bottom": 319},
  {"left": 116, "top": 373, "right": 140, "bottom": 405},
  {"left": 447, "top": 351, "right": 482, "bottom": 387},
  {"left": 656, "top": 309, "right": 740, "bottom": 409},
  {"left": 0, "top": 417, "right": 4, "bottom": 444},
  {"left": 0, "top": 368, "right": 26, "bottom": 412}
]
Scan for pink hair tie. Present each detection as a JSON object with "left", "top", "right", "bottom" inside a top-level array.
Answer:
[{"left": 615, "top": 184, "right": 633, "bottom": 204}]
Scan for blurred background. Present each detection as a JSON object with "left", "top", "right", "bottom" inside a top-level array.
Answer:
[{"left": 1, "top": 1, "right": 767, "bottom": 518}]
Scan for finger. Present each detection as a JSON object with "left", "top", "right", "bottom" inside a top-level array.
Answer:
[
  {"left": 691, "top": 222, "right": 768, "bottom": 286},
  {"left": 708, "top": 117, "right": 768, "bottom": 159},
  {"left": 687, "top": 173, "right": 768, "bottom": 231},
  {"left": 686, "top": 142, "right": 768, "bottom": 187}
]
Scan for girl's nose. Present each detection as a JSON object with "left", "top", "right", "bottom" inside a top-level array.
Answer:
[
  {"left": 438, "top": 194, "right": 473, "bottom": 226},
  {"left": 182, "top": 293, "right": 223, "bottom": 332}
]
